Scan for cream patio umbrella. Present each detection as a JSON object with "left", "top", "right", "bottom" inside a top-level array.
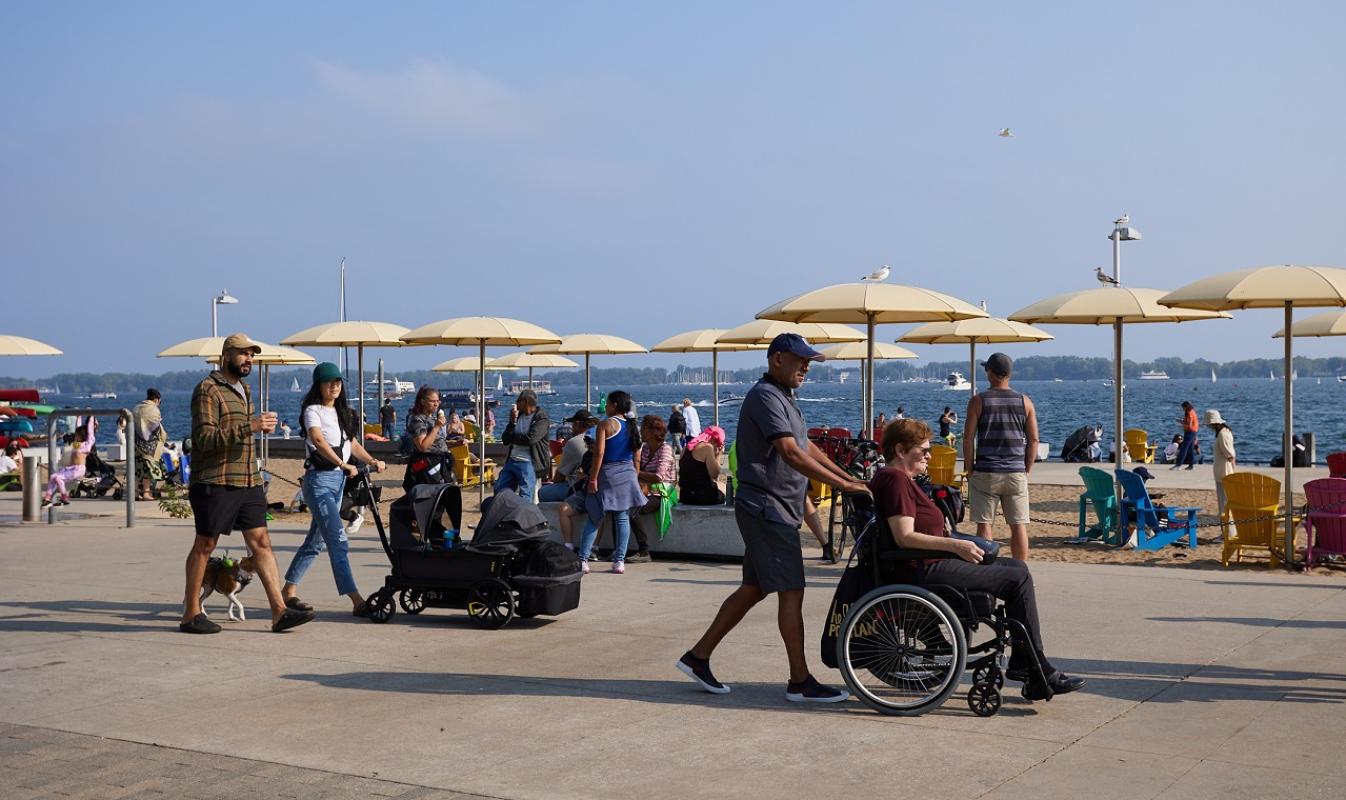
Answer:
[
  {"left": 899, "top": 317, "right": 1054, "bottom": 396},
  {"left": 1162, "top": 265, "right": 1346, "bottom": 569},
  {"left": 529, "top": 334, "right": 647, "bottom": 414},
  {"left": 756, "top": 282, "right": 988, "bottom": 437},
  {"left": 484, "top": 352, "right": 580, "bottom": 392},
  {"left": 401, "top": 317, "right": 563, "bottom": 506},
  {"left": 817, "top": 341, "right": 919, "bottom": 433},
  {"left": 1010, "top": 286, "right": 1229, "bottom": 483},
  {"left": 0, "top": 335, "right": 63, "bottom": 356},
  {"left": 431, "top": 356, "right": 519, "bottom": 399},
  {"left": 650, "top": 328, "right": 766, "bottom": 428},
  {"left": 281, "top": 321, "right": 413, "bottom": 442}
]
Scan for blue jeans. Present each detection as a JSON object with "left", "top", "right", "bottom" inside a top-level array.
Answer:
[
  {"left": 284, "top": 469, "right": 358, "bottom": 596},
  {"left": 495, "top": 459, "right": 537, "bottom": 501},
  {"left": 1175, "top": 429, "right": 1197, "bottom": 467},
  {"left": 537, "top": 481, "right": 571, "bottom": 502},
  {"left": 579, "top": 509, "right": 631, "bottom": 564}
]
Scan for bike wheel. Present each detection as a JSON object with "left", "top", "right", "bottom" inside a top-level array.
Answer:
[{"left": 838, "top": 585, "right": 966, "bottom": 716}]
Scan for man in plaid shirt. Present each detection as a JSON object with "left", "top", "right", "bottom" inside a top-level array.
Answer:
[{"left": 179, "top": 333, "right": 315, "bottom": 634}]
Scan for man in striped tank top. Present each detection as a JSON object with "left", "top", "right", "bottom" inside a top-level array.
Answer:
[{"left": 963, "top": 353, "right": 1039, "bottom": 560}]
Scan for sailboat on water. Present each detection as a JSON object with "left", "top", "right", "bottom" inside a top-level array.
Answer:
[
  {"left": 496, "top": 373, "right": 504, "bottom": 391},
  {"left": 1210, "top": 368, "right": 1217, "bottom": 383},
  {"left": 291, "top": 377, "right": 301, "bottom": 392}
]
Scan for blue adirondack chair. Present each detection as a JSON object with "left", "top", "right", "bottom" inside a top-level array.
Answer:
[{"left": 1116, "top": 469, "right": 1199, "bottom": 550}]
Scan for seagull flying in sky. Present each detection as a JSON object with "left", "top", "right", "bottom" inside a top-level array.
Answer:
[
  {"left": 862, "top": 265, "right": 891, "bottom": 282},
  {"left": 998, "top": 128, "right": 1013, "bottom": 137},
  {"left": 1095, "top": 267, "right": 1119, "bottom": 286}
]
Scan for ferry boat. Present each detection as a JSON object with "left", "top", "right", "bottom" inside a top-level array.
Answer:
[
  {"left": 944, "top": 372, "right": 971, "bottom": 391},
  {"left": 367, "top": 377, "right": 415, "bottom": 398},
  {"left": 1138, "top": 370, "right": 1169, "bottom": 380},
  {"left": 504, "top": 379, "right": 556, "bottom": 396},
  {"left": 91, "top": 391, "right": 118, "bottom": 400},
  {"left": 439, "top": 389, "right": 498, "bottom": 409}
]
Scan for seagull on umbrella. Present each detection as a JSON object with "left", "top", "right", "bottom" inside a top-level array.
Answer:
[
  {"left": 998, "top": 128, "right": 1014, "bottom": 137},
  {"left": 862, "top": 265, "right": 891, "bottom": 282},
  {"left": 1095, "top": 267, "right": 1119, "bottom": 286}
]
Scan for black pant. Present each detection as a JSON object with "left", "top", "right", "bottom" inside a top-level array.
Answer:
[
  {"left": 917, "top": 557, "right": 1050, "bottom": 672},
  {"left": 625, "top": 495, "right": 659, "bottom": 553}
]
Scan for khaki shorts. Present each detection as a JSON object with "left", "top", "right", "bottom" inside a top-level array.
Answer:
[{"left": 968, "top": 471, "right": 1030, "bottom": 525}]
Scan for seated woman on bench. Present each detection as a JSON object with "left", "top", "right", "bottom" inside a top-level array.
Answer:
[{"left": 869, "top": 418, "right": 1085, "bottom": 701}]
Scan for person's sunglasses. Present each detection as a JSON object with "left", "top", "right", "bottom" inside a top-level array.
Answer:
[{"left": 919, "top": 447, "right": 932, "bottom": 456}]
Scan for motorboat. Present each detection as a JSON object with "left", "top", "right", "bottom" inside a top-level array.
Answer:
[
  {"left": 944, "top": 372, "right": 971, "bottom": 391},
  {"left": 91, "top": 391, "right": 117, "bottom": 400},
  {"left": 1138, "top": 370, "right": 1169, "bottom": 380},
  {"left": 505, "top": 379, "right": 556, "bottom": 396}
]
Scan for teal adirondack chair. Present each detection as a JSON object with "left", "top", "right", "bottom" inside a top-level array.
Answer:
[
  {"left": 1116, "top": 469, "right": 1199, "bottom": 550},
  {"left": 1076, "top": 466, "right": 1121, "bottom": 545}
]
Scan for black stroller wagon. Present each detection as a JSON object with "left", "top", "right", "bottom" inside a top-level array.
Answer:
[{"left": 363, "top": 476, "right": 583, "bottom": 629}]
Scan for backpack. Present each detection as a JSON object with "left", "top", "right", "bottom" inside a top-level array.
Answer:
[{"left": 668, "top": 409, "right": 685, "bottom": 434}]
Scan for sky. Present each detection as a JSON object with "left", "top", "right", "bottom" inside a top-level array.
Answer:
[{"left": 4, "top": 1, "right": 1346, "bottom": 378}]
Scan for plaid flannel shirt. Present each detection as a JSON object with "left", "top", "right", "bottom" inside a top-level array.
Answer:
[{"left": 190, "top": 371, "right": 259, "bottom": 487}]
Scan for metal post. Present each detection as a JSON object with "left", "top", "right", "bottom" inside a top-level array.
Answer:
[
  {"left": 1284, "top": 301, "right": 1295, "bottom": 570},
  {"left": 357, "top": 345, "right": 366, "bottom": 443},
  {"left": 969, "top": 341, "right": 977, "bottom": 397},
  {"left": 584, "top": 353, "right": 592, "bottom": 413},
  {"left": 46, "top": 408, "right": 135, "bottom": 527},
  {"left": 478, "top": 341, "right": 487, "bottom": 509},
  {"left": 377, "top": 358, "right": 385, "bottom": 413},
  {"left": 865, "top": 313, "right": 876, "bottom": 441},
  {"left": 211, "top": 297, "right": 217, "bottom": 338},
  {"left": 712, "top": 349, "right": 720, "bottom": 429},
  {"left": 21, "top": 456, "right": 40, "bottom": 521},
  {"left": 1114, "top": 320, "right": 1124, "bottom": 472}
]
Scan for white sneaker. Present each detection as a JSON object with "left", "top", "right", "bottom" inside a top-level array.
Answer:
[
  {"left": 581, "top": 560, "right": 590, "bottom": 574},
  {"left": 346, "top": 512, "right": 365, "bottom": 534},
  {"left": 611, "top": 561, "right": 625, "bottom": 574}
]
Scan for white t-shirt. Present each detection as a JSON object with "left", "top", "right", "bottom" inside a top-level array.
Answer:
[
  {"left": 302, "top": 405, "right": 352, "bottom": 464},
  {"left": 682, "top": 404, "right": 702, "bottom": 437},
  {"left": 0, "top": 454, "right": 17, "bottom": 473}
]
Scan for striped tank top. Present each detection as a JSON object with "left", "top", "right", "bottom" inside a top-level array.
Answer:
[{"left": 974, "top": 388, "right": 1027, "bottom": 473}]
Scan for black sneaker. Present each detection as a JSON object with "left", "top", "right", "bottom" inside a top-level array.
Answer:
[
  {"left": 178, "top": 613, "right": 221, "bottom": 635},
  {"left": 785, "top": 675, "right": 849, "bottom": 703},
  {"left": 677, "top": 651, "right": 730, "bottom": 694},
  {"left": 1023, "top": 672, "right": 1087, "bottom": 701},
  {"left": 821, "top": 543, "right": 835, "bottom": 562}
]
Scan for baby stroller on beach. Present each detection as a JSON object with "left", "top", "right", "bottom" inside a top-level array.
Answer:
[
  {"left": 363, "top": 476, "right": 583, "bottom": 629},
  {"left": 1060, "top": 426, "right": 1097, "bottom": 463},
  {"left": 70, "top": 449, "right": 124, "bottom": 500}
]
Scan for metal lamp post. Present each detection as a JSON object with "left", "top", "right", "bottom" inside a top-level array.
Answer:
[
  {"left": 211, "top": 290, "right": 239, "bottom": 337},
  {"left": 1107, "top": 216, "right": 1141, "bottom": 466}
]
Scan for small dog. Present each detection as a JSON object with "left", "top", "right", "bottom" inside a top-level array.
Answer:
[{"left": 200, "top": 554, "right": 257, "bottom": 621}]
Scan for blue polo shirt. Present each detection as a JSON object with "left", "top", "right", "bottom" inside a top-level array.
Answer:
[{"left": 734, "top": 374, "right": 809, "bottom": 527}]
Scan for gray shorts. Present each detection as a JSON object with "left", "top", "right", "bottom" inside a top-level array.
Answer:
[{"left": 736, "top": 505, "right": 805, "bottom": 594}]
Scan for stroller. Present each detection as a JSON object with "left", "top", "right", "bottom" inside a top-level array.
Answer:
[
  {"left": 364, "top": 475, "right": 583, "bottom": 629},
  {"left": 70, "top": 449, "right": 124, "bottom": 500},
  {"left": 1060, "top": 426, "right": 1097, "bottom": 463}
]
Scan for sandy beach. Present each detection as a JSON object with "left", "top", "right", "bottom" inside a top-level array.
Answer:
[{"left": 247, "top": 455, "right": 1345, "bottom": 577}]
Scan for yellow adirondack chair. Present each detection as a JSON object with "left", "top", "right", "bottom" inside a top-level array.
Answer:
[
  {"left": 1221, "top": 471, "right": 1299, "bottom": 568},
  {"left": 927, "top": 444, "right": 964, "bottom": 489},
  {"left": 1123, "top": 429, "right": 1157, "bottom": 464},
  {"left": 449, "top": 443, "right": 496, "bottom": 487}
]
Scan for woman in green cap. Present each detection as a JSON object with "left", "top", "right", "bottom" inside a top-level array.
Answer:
[{"left": 282, "top": 362, "right": 386, "bottom": 616}]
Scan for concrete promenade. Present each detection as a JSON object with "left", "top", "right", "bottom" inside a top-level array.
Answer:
[{"left": 2, "top": 493, "right": 1345, "bottom": 799}]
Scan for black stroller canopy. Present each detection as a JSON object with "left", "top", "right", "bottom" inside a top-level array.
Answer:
[
  {"left": 406, "top": 483, "right": 460, "bottom": 540},
  {"left": 473, "top": 491, "right": 550, "bottom": 548},
  {"left": 1061, "top": 426, "right": 1094, "bottom": 463}
]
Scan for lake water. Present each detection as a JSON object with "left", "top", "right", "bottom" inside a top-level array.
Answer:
[{"left": 45, "top": 376, "right": 1344, "bottom": 464}]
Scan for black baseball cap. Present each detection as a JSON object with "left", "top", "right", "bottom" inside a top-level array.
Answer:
[
  {"left": 767, "top": 332, "right": 825, "bottom": 362},
  {"left": 565, "top": 410, "right": 597, "bottom": 424},
  {"left": 980, "top": 352, "right": 1012, "bottom": 376}
]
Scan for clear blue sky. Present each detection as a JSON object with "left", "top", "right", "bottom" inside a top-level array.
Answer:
[{"left": 4, "top": 1, "right": 1345, "bottom": 376}]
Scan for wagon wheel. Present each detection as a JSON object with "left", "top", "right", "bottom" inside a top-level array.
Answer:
[
  {"left": 367, "top": 589, "right": 395, "bottom": 624},
  {"left": 971, "top": 665, "right": 1004, "bottom": 690},
  {"left": 467, "top": 579, "right": 515, "bottom": 629},
  {"left": 398, "top": 588, "right": 426, "bottom": 615},
  {"left": 967, "top": 683, "right": 1002, "bottom": 717}
]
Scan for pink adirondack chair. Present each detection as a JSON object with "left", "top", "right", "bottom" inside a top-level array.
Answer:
[{"left": 1303, "top": 478, "right": 1346, "bottom": 567}]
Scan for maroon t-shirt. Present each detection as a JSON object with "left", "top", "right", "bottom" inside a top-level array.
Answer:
[{"left": 869, "top": 467, "right": 948, "bottom": 541}]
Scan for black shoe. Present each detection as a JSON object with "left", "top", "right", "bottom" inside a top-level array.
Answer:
[
  {"left": 178, "top": 613, "right": 221, "bottom": 635},
  {"left": 271, "top": 608, "right": 316, "bottom": 632},
  {"left": 1023, "top": 672, "right": 1086, "bottom": 701},
  {"left": 785, "top": 675, "right": 849, "bottom": 704},
  {"left": 284, "top": 596, "right": 314, "bottom": 612},
  {"left": 626, "top": 551, "right": 653, "bottom": 564},
  {"left": 820, "top": 543, "right": 835, "bottom": 562},
  {"left": 677, "top": 651, "right": 730, "bottom": 694}
]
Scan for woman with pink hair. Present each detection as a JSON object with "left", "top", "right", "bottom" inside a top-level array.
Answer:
[{"left": 679, "top": 424, "right": 726, "bottom": 505}]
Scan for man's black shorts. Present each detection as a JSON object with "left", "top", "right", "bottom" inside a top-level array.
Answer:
[
  {"left": 189, "top": 483, "right": 268, "bottom": 538},
  {"left": 736, "top": 505, "right": 806, "bottom": 594}
]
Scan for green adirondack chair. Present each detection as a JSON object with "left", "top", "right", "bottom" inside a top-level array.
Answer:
[{"left": 1074, "top": 466, "right": 1121, "bottom": 545}]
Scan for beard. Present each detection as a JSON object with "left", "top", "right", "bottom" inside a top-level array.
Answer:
[{"left": 223, "top": 358, "right": 252, "bottom": 379}]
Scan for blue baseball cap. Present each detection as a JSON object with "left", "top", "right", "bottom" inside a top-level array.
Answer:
[{"left": 767, "top": 332, "right": 825, "bottom": 362}]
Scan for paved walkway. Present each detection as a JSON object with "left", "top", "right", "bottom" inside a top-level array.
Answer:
[{"left": 2, "top": 494, "right": 1345, "bottom": 799}]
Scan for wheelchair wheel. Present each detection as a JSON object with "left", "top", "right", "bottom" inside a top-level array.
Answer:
[
  {"left": 967, "top": 682, "right": 1002, "bottom": 717},
  {"left": 838, "top": 585, "right": 967, "bottom": 716},
  {"left": 971, "top": 664, "right": 1004, "bottom": 690},
  {"left": 467, "top": 579, "right": 515, "bottom": 629}
]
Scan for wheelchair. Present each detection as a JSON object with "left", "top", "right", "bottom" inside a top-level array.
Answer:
[{"left": 834, "top": 494, "right": 1053, "bottom": 717}]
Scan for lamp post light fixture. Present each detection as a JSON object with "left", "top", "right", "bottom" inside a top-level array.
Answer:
[
  {"left": 212, "top": 290, "right": 239, "bottom": 337},
  {"left": 1106, "top": 215, "right": 1140, "bottom": 472}
]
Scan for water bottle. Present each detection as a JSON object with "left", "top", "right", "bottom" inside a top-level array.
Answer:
[{"left": 442, "top": 529, "right": 459, "bottom": 551}]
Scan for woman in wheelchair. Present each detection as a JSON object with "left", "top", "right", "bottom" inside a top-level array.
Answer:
[{"left": 869, "top": 419, "right": 1085, "bottom": 702}]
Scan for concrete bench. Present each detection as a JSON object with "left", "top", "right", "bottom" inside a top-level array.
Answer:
[{"left": 537, "top": 501, "right": 746, "bottom": 561}]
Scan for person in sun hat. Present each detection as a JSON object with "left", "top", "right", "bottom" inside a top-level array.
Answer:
[{"left": 1206, "top": 409, "right": 1236, "bottom": 540}]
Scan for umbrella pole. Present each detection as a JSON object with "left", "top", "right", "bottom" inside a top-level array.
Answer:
[
  {"left": 357, "top": 345, "right": 366, "bottom": 443},
  {"left": 860, "top": 357, "right": 867, "bottom": 435},
  {"left": 969, "top": 341, "right": 977, "bottom": 397},
  {"left": 528, "top": 366, "right": 534, "bottom": 388},
  {"left": 712, "top": 350, "right": 720, "bottom": 429},
  {"left": 479, "top": 342, "right": 487, "bottom": 510},
  {"left": 1284, "top": 302, "right": 1295, "bottom": 570},
  {"left": 866, "top": 314, "right": 876, "bottom": 441},
  {"left": 262, "top": 364, "right": 269, "bottom": 475},
  {"left": 586, "top": 353, "right": 592, "bottom": 413},
  {"left": 1114, "top": 320, "right": 1124, "bottom": 480}
]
